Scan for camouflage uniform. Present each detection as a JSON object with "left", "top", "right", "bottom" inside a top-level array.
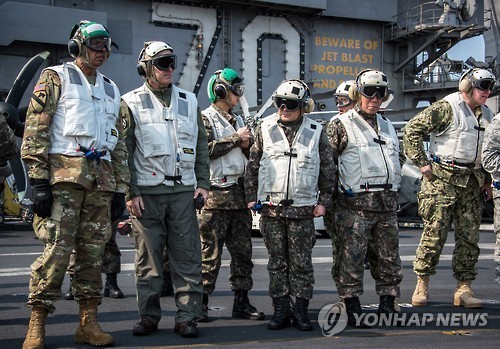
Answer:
[
  {"left": 481, "top": 113, "right": 500, "bottom": 283},
  {"left": 101, "top": 221, "right": 122, "bottom": 274},
  {"left": 67, "top": 220, "right": 122, "bottom": 276},
  {"left": 326, "top": 110, "right": 404, "bottom": 298},
  {"left": 245, "top": 115, "right": 335, "bottom": 299},
  {"left": 199, "top": 104, "right": 254, "bottom": 294},
  {"left": 0, "top": 114, "right": 18, "bottom": 222},
  {"left": 495, "top": 196, "right": 500, "bottom": 283},
  {"left": 0, "top": 114, "right": 18, "bottom": 163},
  {"left": 404, "top": 98, "right": 490, "bottom": 281},
  {"left": 21, "top": 69, "right": 129, "bottom": 312}
]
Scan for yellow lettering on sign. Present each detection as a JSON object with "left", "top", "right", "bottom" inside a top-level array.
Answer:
[
  {"left": 312, "top": 79, "right": 338, "bottom": 89},
  {"left": 314, "top": 34, "right": 380, "bottom": 93},
  {"left": 341, "top": 53, "right": 374, "bottom": 64},
  {"left": 312, "top": 64, "right": 360, "bottom": 77},
  {"left": 321, "top": 51, "right": 339, "bottom": 61}
]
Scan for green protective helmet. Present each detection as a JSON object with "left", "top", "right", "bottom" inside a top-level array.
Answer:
[
  {"left": 68, "top": 20, "right": 112, "bottom": 58},
  {"left": 207, "top": 68, "right": 244, "bottom": 102},
  {"left": 70, "top": 20, "right": 110, "bottom": 40}
]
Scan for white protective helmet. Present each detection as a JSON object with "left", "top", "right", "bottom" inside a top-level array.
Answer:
[
  {"left": 274, "top": 79, "right": 309, "bottom": 102},
  {"left": 354, "top": 69, "right": 389, "bottom": 100},
  {"left": 460, "top": 68, "right": 496, "bottom": 92},
  {"left": 273, "top": 79, "right": 314, "bottom": 113},
  {"left": 143, "top": 41, "right": 173, "bottom": 60},
  {"left": 137, "top": 41, "right": 175, "bottom": 77},
  {"left": 334, "top": 80, "right": 355, "bottom": 107}
]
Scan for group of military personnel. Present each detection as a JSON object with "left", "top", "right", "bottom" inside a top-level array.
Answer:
[{"left": 0, "top": 19, "right": 497, "bottom": 349}]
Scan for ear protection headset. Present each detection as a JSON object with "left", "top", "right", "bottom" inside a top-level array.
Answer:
[
  {"left": 207, "top": 68, "right": 243, "bottom": 102},
  {"left": 214, "top": 80, "right": 229, "bottom": 100},
  {"left": 348, "top": 69, "right": 390, "bottom": 102},
  {"left": 459, "top": 68, "right": 478, "bottom": 93},
  {"left": 459, "top": 68, "right": 478, "bottom": 94},
  {"left": 287, "top": 79, "right": 315, "bottom": 113},
  {"left": 136, "top": 46, "right": 148, "bottom": 77},
  {"left": 68, "top": 37, "right": 82, "bottom": 58},
  {"left": 348, "top": 69, "right": 368, "bottom": 101},
  {"left": 68, "top": 21, "right": 86, "bottom": 58}
]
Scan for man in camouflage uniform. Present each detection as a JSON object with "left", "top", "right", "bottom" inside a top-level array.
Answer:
[
  {"left": 404, "top": 68, "right": 496, "bottom": 308},
  {"left": 323, "top": 80, "right": 357, "bottom": 286},
  {"left": 0, "top": 113, "right": 19, "bottom": 223},
  {"left": 482, "top": 112, "right": 500, "bottom": 285},
  {"left": 326, "top": 69, "right": 403, "bottom": 327},
  {"left": 197, "top": 68, "right": 264, "bottom": 322},
  {"left": 20, "top": 21, "right": 129, "bottom": 349},
  {"left": 245, "top": 79, "right": 335, "bottom": 331}
]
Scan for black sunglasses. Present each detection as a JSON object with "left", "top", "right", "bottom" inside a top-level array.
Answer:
[
  {"left": 274, "top": 97, "right": 301, "bottom": 111},
  {"left": 151, "top": 55, "right": 176, "bottom": 70},
  {"left": 473, "top": 79, "right": 495, "bottom": 92},
  {"left": 359, "top": 85, "right": 388, "bottom": 99}
]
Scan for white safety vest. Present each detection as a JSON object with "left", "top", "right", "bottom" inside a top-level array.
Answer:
[
  {"left": 48, "top": 62, "right": 120, "bottom": 161},
  {"left": 430, "top": 92, "right": 493, "bottom": 168},
  {"left": 257, "top": 114, "right": 322, "bottom": 207},
  {"left": 203, "top": 106, "right": 248, "bottom": 187},
  {"left": 122, "top": 84, "right": 199, "bottom": 187},
  {"left": 337, "top": 110, "right": 401, "bottom": 194}
]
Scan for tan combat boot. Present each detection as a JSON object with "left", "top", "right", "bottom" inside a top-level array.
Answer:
[
  {"left": 75, "top": 299, "right": 114, "bottom": 346},
  {"left": 23, "top": 306, "right": 49, "bottom": 349},
  {"left": 411, "top": 275, "right": 429, "bottom": 306},
  {"left": 453, "top": 281, "right": 483, "bottom": 308}
]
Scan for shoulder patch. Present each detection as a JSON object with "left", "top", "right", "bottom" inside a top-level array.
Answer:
[
  {"left": 121, "top": 117, "right": 128, "bottom": 130},
  {"left": 30, "top": 88, "right": 48, "bottom": 113},
  {"left": 34, "top": 83, "right": 46, "bottom": 93}
]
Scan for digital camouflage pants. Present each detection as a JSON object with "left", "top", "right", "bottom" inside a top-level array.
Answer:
[
  {"left": 493, "top": 194, "right": 500, "bottom": 283},
  {"left": 414, "top": 175, "right": 482, "bottom": 281},
  {"left": 198, "top": 208, "right": 254, "bottom": 294},
  {"left": 260, "top": 216, "right": 316, "bottom": 299},
  {"left": 335, "top": 205, "right": 402, "bottom": 298}
]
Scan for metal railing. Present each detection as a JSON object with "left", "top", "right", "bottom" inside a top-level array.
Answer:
[
  {"left": 402, "top": 57, "right": 465, "bottom": 91},
  {"left": 385, "top": 1, "right": 491, "bottom": 41}
]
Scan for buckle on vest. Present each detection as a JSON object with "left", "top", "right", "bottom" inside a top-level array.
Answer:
[{"left": 78, "top": 145, "right": 107, "bottom": 160}]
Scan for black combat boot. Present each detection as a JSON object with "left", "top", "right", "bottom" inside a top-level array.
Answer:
[
  {"left": 104, "top": 273, "right": 124, "bottom": 298},
  {"left": 292, "top": 297, "right": 313, "bottom": 331},
  {"left": 63, "top": 275, "right": 74, "bottom": 300},
  {"left": 344, "top": 297, "right": 370, "bottom": 328},
  {"left": 268, "top": 296, "right": 291, "bottom": 330},
  {"left": 161, "top": 271, "right": 174, "bottom": 297},
  {"left": 377, "top": 295, "right": 397, "bottom": 315},
  {"left": 232, "top": 290, "right": 265, "bottom": 320},
  {"left": 197, "top": 293, "right": 209, "bottom": 322}
]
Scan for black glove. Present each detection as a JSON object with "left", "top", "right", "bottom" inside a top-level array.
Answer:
[
  {"left": 30, "top": 179, "right": 53, "bottom": 218},
  {"left": 194, "top": 193, "right": 205, "bottom": 214},
  {"left": 110, "top": 193, "right": 126, "bottom": 221}
]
